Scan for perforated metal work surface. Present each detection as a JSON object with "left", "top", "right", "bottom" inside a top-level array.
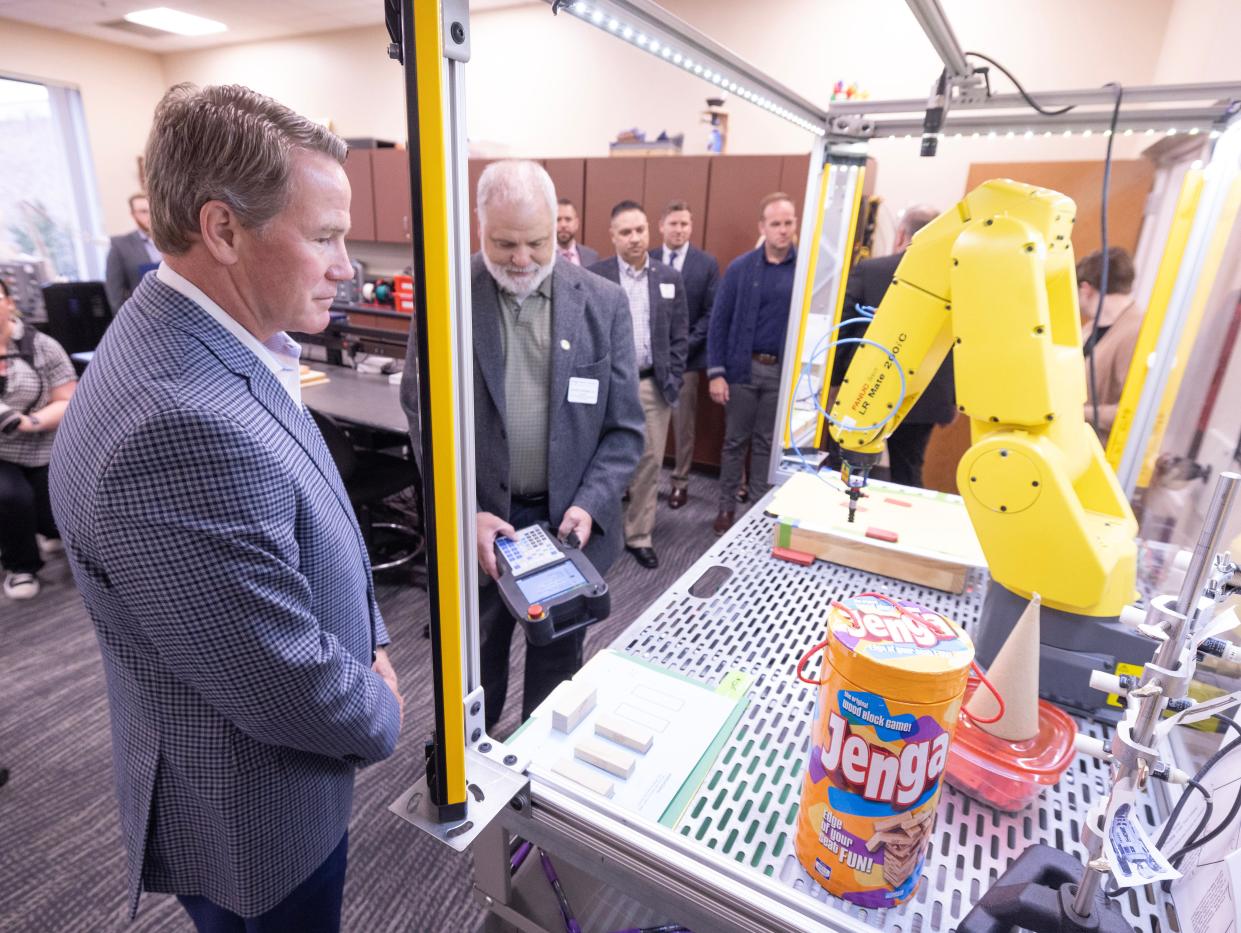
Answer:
[{"left": 617, "top": 498, "right": 1176, "bottom": 932}]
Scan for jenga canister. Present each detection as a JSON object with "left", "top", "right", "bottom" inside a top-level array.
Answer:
[{"left": 794, "top": 593, "right": 974, "bottom": 908}]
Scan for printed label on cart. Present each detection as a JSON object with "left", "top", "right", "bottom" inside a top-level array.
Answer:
[{"left": 1105, "top": 802, "right": 1181, "bottom": 888}]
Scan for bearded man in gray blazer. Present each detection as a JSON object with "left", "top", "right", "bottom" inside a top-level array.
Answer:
[{"left": 466, "top": 160, "right": 643, "bottom": 731}]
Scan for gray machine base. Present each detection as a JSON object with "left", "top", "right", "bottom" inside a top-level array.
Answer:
[{"left": 974, "top": 584, "right": 1155, "bottom": 721}]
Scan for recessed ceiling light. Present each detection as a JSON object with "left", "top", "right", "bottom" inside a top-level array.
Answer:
[{"left": 124, "top": 7, "right": 226, "bottom": 36}]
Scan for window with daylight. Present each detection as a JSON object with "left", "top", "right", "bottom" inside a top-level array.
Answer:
[{"left": 0, "top": 76, "right": 104, "bottom": 283}]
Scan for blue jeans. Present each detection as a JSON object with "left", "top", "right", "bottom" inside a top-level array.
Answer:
[{"left": 177, "top": 832, "right": 348, "bottom": 933}]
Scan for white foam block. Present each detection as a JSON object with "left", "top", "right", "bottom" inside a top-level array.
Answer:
[
  {"left": 595, "top": 712, "right": 654, "bottom": 754},
  {"left": 551, "top": 682, "right": 597, "bottom": 734},
  {"left": 575, "top": 736, "right": 636, "bottom": 779},
  {"left": 551, "top": 756, "right": 615, "bottom": 797}
]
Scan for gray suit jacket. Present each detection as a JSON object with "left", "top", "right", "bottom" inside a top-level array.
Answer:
[
  {"left": 105, "top": 230, "right": 157, "bottom": 312},
  {"left": 401, "top": 256, "right": 644, "bottom": 575},
  {"left": 589, "top": 255, "right": 689, "bottom": 406},
  {"left": 50, "top": 274, "right": 399, "bottom": 918},
  {"left": 575, "top": 243, "right": 600, "bottom": 268}
]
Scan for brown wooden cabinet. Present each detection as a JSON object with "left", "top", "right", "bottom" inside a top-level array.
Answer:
[
  {"left": 342, "top": 149, "right": 376, "bottom": 242},
  {"left": 371, "top": 148, "right": 413, "bottom": 244}
]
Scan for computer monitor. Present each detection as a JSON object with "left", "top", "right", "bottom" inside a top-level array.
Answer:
[{"left": 41, "top": 281, "right": 113, "bottom": 355}]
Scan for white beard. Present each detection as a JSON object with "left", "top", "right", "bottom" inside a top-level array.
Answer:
[{"left": 482, "top": 252, "right": 555, "bottom": 302}]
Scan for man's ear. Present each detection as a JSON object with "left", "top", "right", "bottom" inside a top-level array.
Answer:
[{"left": 199, "top": 200, "right": 242, "bottom": 266}]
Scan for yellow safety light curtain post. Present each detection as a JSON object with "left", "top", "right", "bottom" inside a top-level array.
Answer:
[{"left": 391, "top": 0, "right": 468, "bottom": 821}]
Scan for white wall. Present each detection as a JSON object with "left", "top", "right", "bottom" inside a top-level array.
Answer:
[
  {"left": 158, "top": 0, "right": 1185, "bottom": 242},
  {"left": 0, "top": 19, "right": 167, "bottom": 236},
  {"left": 10, "top": 1, "right": 1234, "bottom": 242}
]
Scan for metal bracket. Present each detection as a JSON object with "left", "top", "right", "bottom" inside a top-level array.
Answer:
[
  {"left": 389, "top": 746, "right": 528, "bottom": 851},
  {"left": 441, "top": 0, "right": 471, "bottom": 63}
]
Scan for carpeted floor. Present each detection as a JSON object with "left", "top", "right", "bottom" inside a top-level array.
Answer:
[{"left": 0, "top": 469, "right": 733, "bottom": 933}]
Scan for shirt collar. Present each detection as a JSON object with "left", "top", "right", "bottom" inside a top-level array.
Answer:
[
  {"left": 499, "top": 270, "right": 554, "bottom": 305},
  {"left": 619, "top": 254, "right": 649, "bottom": 279},
  {"left": 156, "top": 262, "right": 302, "bottom": 404},
  {"left": 764, "top": 244, "right": 797, "bottom": 265}
]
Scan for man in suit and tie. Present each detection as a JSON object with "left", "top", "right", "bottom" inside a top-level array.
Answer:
[
  {"left": 832, "top": 204, "right": 954, "bottom": 488},
  {"left": 590, "top": 201, "right": 688, "bottom": 569},
  {"left": 469, "top": 162, "right": 643, "bottom": 731},
  {"left": 50, "top": 84, "right": 402, "bottom": 932},
  {"left": 555, "top": 198, "right": 599, "bottom": 267},
  {"left": 104, "top": 193, "right": 163, "bottom": 311},
  {"left": 654, "top": 200, "right": 719, "bottom": 509}
]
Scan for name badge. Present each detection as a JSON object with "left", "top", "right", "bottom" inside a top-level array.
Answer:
[
  {"left": 659, "top": 282, "right": 676, "bottom": 300},
  {"left": 567, "top": 377, "right": 600, "bottom": 405}
]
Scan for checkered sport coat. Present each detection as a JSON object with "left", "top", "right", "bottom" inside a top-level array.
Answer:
[{"left": 49, "top": 274, "right": 401, "bottom": 918}]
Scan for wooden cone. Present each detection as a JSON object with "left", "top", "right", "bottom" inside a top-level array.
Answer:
[{"left": 966, "top": 594, "right": 1041, "bottom": 741}]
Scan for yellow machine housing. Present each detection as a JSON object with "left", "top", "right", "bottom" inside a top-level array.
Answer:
[{"left": 829, "top": 179, "right": 1137, "bottom": 617}]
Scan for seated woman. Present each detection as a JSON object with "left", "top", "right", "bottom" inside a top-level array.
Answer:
[{"left": 0, "top": 279, "right": 77, "bottom": 600}]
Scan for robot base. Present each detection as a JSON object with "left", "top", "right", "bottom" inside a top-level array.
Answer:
[
  {"left": 958, "top": 844, "right": 1132, "bottom": 933},
  {"left": 974, "top": 583, "right": 1154, "bottom": 722}
]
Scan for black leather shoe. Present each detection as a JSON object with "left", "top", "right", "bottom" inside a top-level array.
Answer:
[
  {"left": 626, "top": 546, "right": 659, "bottom": 569},
  {"left": 668, "top": 487, "right": 688, "bottom": 509}
]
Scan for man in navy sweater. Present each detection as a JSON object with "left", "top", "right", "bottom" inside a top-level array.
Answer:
[{"left": 706, "top": 192, "right": 798, "bottom": 535}]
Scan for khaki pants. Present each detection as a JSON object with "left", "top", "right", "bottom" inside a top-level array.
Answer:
[
  {"left": 624, "top": 377, "right": 673, "bottom": 548},
  {"left": 670, "top": 370, "right": 700, "bottom": 491}
]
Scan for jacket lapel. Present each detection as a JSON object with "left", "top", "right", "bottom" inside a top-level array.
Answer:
[
  {"left": 471, "top": 256, "right": 507, "bottom": 418},
  {"left": 549, "top": 265, "right": 587, "bottom": 422},
  {"left": 135, "top": 276, "right": 356, "bottom": 525}
]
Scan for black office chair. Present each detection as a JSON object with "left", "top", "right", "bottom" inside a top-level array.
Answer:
[
  {"left": 310, "top": 409, "right": 423, "bottom": 574},
  {"left": 40, "top": 282, "right": 113, "bottom": 367}
]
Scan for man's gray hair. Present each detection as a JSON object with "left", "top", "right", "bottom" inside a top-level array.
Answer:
[
  {"left": 899, "top": 203, "right": 940, "bottom": 239},
  {"left": 145, "top": 83, "right": 347, "bottom": 255},
  {"left": 476, "top": 160, "right": 557, "bottom": 232}
]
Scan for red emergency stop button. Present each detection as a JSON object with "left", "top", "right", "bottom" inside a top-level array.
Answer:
[{"left": 528, "top": 603, "right": 545, "bottom": 621}]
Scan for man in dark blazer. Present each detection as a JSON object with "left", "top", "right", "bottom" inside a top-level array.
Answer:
[
  {"left": 590, "top": 200, "right": 688, "bottom": 570},
  {"left": 832, "top": 205, "right": 954, "bottom": 488},
  {"left": 104, "top": 193, "right": 162, "bottom": 311},
  {"left": 50, "top": 85, "right": 401, "bottom": 930},
  {"left": 555, "top": 198, "right": 599, "bottom": 267},
  {"left": 464, "top": 162, "right": 644, "bottom": 731},
  {"left": 654, "top": 200, "right": 719, "bottom": 509}
]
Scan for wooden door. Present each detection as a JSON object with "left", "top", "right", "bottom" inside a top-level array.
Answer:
[
  {"left": 372, "top": 148, "right": 412, "bottom": 244},
  {"left": 779, "top": 154, "right": 812, "bottom": 225},
  {"left": 544, "top": 158, "right": 586, "bottom": 220},
  {"left": 582, "top": 158, "right": 646, "bottom": 255},
  {"left": 642, "top": 156, "right": 711, "bottom": 251},
  {"left": 343, "top": 149, "right": 375, "bottom": 242},
  {"left": 702, "top": 155, "right": 784, "bottom": 268}
]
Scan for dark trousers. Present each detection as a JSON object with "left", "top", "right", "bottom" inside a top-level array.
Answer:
[
  {"left": 886, "top": 421, "right": 937, "bottom": 488},
  {"left": 480, "top": 499, "right": 585, "bottom": 730},
  {"left": 177, "top": 832, "right": 348, "bottom": 933},
  {"left": 0, "top": 461, "right": 57, "bottom": 575},
  {"left": 718, "top": 360, "right": 781, "bottom": 510}
]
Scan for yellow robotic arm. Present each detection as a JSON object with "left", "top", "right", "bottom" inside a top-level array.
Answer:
[{"left": 829, "top": 179, "right": 1137, "bottom": 619}]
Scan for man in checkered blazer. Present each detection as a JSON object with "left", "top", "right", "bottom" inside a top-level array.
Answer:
[{"left": 49, "top": 84, "right": 402, "bottom": 932}]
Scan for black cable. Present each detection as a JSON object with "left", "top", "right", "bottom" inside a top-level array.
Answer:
[
  {"left": 1158, "top": 730, "right": 1241, "bottom": 867},
  {"left": 964, "top": 52, "right": 1076, "bottom": 116},
  {"left": 1083, "top": 83, "right": 1124, "bottom": 431},
  {"left": 1216, "top": 714, "right": 1241, "bottom": 736}
]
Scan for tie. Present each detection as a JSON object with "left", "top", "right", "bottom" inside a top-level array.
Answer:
[{"left": 667, "top": 248, "right": 678, "bottom": 270}]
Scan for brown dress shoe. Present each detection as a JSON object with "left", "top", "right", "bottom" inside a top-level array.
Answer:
[
  {"left": 712, "top": 510, "right": 735, "bottom": 536},
  {"left": 668, "top": 487, "right": 688, "bottom": 509}
]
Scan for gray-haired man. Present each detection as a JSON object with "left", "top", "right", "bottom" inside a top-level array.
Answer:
[{"left": 463, "top": 160, "right": 643, "bottom": 731}]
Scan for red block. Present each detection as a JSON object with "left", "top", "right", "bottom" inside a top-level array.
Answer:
[
  {"left": 772, "top": 546, "right": 815, "bottom": 566},
  {"left": 866, "top": 526, "right": 899, "bottom": 543}
]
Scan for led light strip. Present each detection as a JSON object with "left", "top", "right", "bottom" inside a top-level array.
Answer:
[
  {"left": 906, "top": 126, "right": 1219, "bottom": 142},
  {"left": 562, "top": 0, "right": 826, "bottom": 137}
]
